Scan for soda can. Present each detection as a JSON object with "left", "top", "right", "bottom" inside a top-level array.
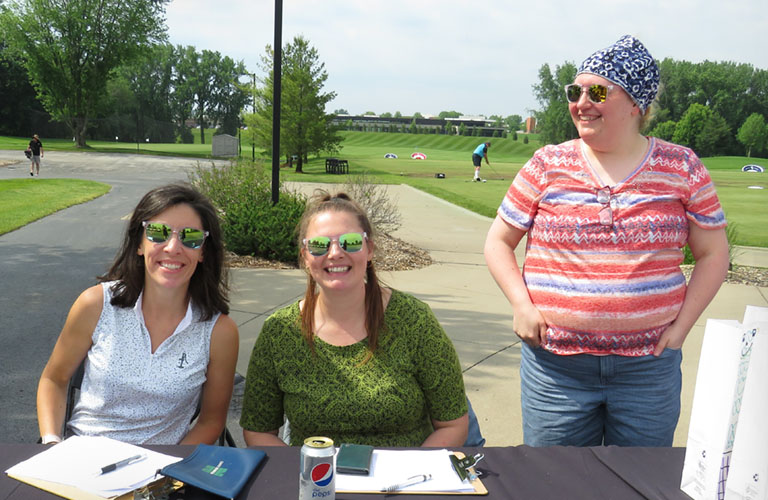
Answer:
[{"left": 299, "top": 436, "right": 335, "bottom": 500}]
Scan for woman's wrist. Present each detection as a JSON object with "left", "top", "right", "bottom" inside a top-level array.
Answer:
[{"left": 40, "top": 433, "right": 62, "bottom": 445}]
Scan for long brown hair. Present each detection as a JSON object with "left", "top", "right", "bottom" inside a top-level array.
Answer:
[
  {"left": 99, "top": 183, "right": 229, "bottom": 320},
  {"left": 297, "top": 191, "right": 384, "bottom": 362}
]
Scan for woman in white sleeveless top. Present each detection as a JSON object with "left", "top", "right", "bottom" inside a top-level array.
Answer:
[{"left": 36, "top": 183, "right": 239, "bottom": 445}]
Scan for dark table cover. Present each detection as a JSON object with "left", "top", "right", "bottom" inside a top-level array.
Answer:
[{"left": 0, "top": 444, "right": 692, "bottom": 500}]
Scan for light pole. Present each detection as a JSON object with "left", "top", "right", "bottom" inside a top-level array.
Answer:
[
  {"left": 271, "top": 0, "right": 282, "bottom": 205},
  {"left": 251, "top": 72, "right": 256, "bottom": 162}
]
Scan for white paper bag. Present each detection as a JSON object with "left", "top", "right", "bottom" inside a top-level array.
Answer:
[
  {"left": 680, "top": 316, "right": 760, "bottom": 500},
  {"left": 724, "top": 306, "right": 768, "bottom": 500}
]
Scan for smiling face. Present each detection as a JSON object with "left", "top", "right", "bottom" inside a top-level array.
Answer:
[
  {"left": 137, "top": 203, "right": 205, "bottom": 293},
  {"left": 302, "top": 209, "right": 373, "bottom": 295},
  {"left": 569, "top": 74, "right": 642, "bottom": 150}
]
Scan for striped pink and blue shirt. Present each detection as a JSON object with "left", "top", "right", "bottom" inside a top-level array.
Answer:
[{"left": 498, "top": 138, "right": 726, "bottom": 356}]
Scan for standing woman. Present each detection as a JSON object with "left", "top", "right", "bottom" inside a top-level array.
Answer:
[
  {"left": 37, "top": 183, "right": 238, "bottom": 445},
  {"left": 484, "top": 35, "right": 729, "bottom": 447},
  {"left": 241, "top": 192, "right": 468, "bottom": 447}
]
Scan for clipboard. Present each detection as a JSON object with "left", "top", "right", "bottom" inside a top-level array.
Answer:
[
  {"left": 336, "top": 451, "right": 488, "bottom": 495},
  {"left": 6, "top": 473, "right": 180, "bottom": 500}
]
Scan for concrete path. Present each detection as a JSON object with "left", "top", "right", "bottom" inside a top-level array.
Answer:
[{"left": 1, "top": 152, "right": 767, "bottom": 447}]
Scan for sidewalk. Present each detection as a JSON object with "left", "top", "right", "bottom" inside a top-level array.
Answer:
[{"left": 225, "top": 183, "right": 768, "bottom": 447}]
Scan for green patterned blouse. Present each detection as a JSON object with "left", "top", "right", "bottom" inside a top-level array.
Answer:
[{"left": 240, "top": 289, "right": 467, "bottom": 447}]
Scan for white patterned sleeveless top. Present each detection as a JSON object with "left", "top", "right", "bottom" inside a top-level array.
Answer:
[{"left": 67, "top": 281, "right": 219, "bottom": 444}]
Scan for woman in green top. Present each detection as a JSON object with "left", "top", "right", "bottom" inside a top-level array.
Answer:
[{"left": 240, "top": 192, "right": 469, "bottom": 447}]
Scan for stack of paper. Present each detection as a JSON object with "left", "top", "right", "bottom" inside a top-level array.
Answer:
[
  {"left": 336, "top": 449, "right": 475, "bottom": 493},
  {"left": 5, "top": 436, "right": 182, "bottom": 498}
]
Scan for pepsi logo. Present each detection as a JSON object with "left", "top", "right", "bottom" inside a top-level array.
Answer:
[{"left": 311, "top": 463, "right": 333, "bottom": 487}]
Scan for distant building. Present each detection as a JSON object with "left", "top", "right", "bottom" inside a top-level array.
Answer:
[
  {"left": 525, "top": 117, "right": 536, "bottom": 134},
  {"left": 332, "top": 114, "right": 505, "bottom": 137}
]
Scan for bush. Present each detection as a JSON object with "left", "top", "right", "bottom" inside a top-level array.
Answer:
[
  {"left": 682, "top": 222, "right": 740, "bottom": 269},
  {"left": 342, "top": 171, "right": 402, "bottom": 234},
  {"left": 189, "top": 160, "right": 306, "bottom": 263}
]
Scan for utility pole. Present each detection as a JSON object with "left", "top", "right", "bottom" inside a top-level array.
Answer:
[
  {"left": 252, "top": 72, "right": 256, "bottom": 161},
  {"left": 271, "top": 0, "right": 283, "bottom": 205}
]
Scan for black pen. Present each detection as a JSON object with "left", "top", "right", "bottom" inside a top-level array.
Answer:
[{"left": 99, "top": 454, "right": 146, "bottom": 474}]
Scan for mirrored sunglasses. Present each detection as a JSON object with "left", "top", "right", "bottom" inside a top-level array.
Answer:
[
  {"left": 303, "top": 232, "right": 367, "bottom": 256},
  {"left": 564, "top": 83, "right": 614, "bottom": 104},
  {"left": 142, "top": 221, "right": 209, "bottom": 249}
]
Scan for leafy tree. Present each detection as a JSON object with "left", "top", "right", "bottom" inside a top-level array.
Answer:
[
  {"left": 695, "top": 111, "right": 731, "bottom": 157},
  {"left": 393, "top": 111, "right": 402, "bottom": 118},
  {"left": 672, "top": 103, "right": 711, "bottom": 149},
  {"left": 505, "top": 114, "right": 523, "bottom": 131},
  {"left": 380, "top": 112, "right": 392, "bottom": 118},
  {"left": 737, "top": 113, "right": 768, "bottom": 157},
  {"left": 363, "top": 111, "right": 376, "bottom": 115},
  {"left": 412, "top": 112, "right": 423, "bottom": 119},
  {"left": 333, "top": 108, "right": 348, "bottom": 114},
  {"left": 458, "top": 123, "right": 467, "bottom": 136},
  {"left": 648, "top": 120, "right": 677, "bottom": 142},
  {"left": 0, "top": 0, "right": 168, "bottom": 147},
  {"left": 248, "top": 36, "right": 340, "bottom": 173},
  {"left": 409, "top": 118, "right": 417, "bottom": 134},
  {"left": 438, "top": 110, "right": 461, "bottom": 118},
  {"left": 444, "top": 122, "right": 453, "bottom": 135},
  {"left": 533, "top": 62, "right": 578, "bottom": 145},
  {"left": 0, "top": 41, "right": 52, "bottom": 136},
  {"left": 176, "top": 46, "right": 247, "bottom": 144}
]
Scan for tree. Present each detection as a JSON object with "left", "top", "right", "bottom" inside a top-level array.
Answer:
[
  {"left": 333, "top": 108, "right": 348, "bottom": 115},
  {"left": 0, "top": 0, "right": 168, "bottom": 147},
  {"left": 505, "top": 114, "right": 523, "bottom": 131},
  {"left": 648, "top": 120, "right": 677, "bottom": 142},
  {"left": 380, "top": 112, "right": 392, "bottom": 118},
  {"left": 672, "top": 103, "right": 711, "bottom": 149},
  {"left": 176, "top": 47, "right": 247, "bottom": 144},
  {"left": 412, "top": 112, "right": 424, "bottom": 119},
  {"left": 695, "top": 111, "right": 731, "bottom": 158},
  {"left": 394, "top": 111, "right": 402, "bottom": 118},
  {"left": 0, "top": 41, "right": 52, "bottom": 136},
  {"left": 533, "top": 62, "right": 578, "bottom": 145},
  {"left": 737, "top": 113, "right": 768, "bottom": 157},
  {"left": 248, "top": 36, "right": 340, "bottom": 173},
  {"left": 438, "top": 110, "right": 461, "bottom": 118}
]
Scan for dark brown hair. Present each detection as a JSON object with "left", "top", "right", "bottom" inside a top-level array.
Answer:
[
  {"left": 297, "top": 191, "right": 384, "bottom": 362},
  {"left": 99, "top": 183, "right": 229, "bottom": 320}
]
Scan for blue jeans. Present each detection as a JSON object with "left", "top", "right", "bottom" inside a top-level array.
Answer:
[{"left": 520, "top": 344, "right": 682, "bottom": 447}]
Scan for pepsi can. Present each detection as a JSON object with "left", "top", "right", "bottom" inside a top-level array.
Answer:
[{"left": 299, "top": 436, "right": 335, "bottom": 500}]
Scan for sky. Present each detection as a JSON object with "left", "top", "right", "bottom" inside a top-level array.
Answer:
[{"left": 165, "top": 0, "right": 768, "bottom": 119}]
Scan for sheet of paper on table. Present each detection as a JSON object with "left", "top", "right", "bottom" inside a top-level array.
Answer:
[
  {"left": 335, "top": 449, "right": 474, "bottom": 493},
  {"left": 5, "top": 435, "right": 182, "bottom": 498}
]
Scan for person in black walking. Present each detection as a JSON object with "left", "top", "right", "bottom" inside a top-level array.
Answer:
[{"left": 28, "top": 134, "right": 44, "bottom": 176}]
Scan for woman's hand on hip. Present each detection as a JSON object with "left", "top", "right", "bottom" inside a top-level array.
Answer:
[{"left": 513, "top": 302, "right": 548, "bottom": 348}]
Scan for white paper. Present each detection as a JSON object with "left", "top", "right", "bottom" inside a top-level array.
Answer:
[
  {"left": 5, "top": 435, "right": 182, "bottom": 497},
  {"left": 335, "top": 449, "right": 474, "bottom": 493}
]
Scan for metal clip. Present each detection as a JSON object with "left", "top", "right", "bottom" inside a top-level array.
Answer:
[{"left": 450, "top": 453, "right": 485, "bottom": 481}]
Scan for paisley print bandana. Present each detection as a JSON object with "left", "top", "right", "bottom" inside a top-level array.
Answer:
[{"left": 577, "top": 35, "right": 660, "bottom": 114}]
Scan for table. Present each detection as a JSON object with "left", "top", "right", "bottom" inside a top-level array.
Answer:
[{"left": 1, "top": 444, "right": 692, "bottom": 500}]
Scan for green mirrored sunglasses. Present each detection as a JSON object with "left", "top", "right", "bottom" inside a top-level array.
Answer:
[
  {"left": 303, "top": 232, "right": 367, "bottom": 256},
  {"left": 142, "top": 221, "right": 208, "bottom": 249}
]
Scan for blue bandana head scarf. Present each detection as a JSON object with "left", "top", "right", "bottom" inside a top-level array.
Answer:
[{"left": 577, "top": 35, "right": 659, "bottom": 114}]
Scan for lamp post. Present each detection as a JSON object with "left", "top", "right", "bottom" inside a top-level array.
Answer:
[
  {"left": 271, "top": 0, "right": 282, "bottom": 205},
  {"left": 251, "top": 72, "right": 256, "bottom": 162}
]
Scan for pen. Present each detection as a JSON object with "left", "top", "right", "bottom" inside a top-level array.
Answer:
[
  {"left": 381, "top": 473, "right": 432, "bottom": 492},
  {"left": 99, "top": 454, "right": 146, "bottom": 474}
]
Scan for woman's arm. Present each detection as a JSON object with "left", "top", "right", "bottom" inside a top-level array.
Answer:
[
  {"left": 36, "top": 285, "right": 102, "bottom": 441},
  {"left": 653, "top": 224, "right": 729, "bottom": 356},
  {"left": 423, "top": 414, "right": 469, "bottom": 447},
  {"left": 484, "top": 216, "right": 547, "bottom": 347},
  {"left": 243, "top": 428, "right": 288, "bottom": 446},
  {"left": 181, "top": 314, "right": 239, "bottom": 444}
]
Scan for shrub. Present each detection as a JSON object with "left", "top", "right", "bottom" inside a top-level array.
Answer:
[
  {"left": 682, "top": 222, "right": 740, "bottom": 269},
  {"left": 343, "top": 171, "right": 402, "bottom": 234},
  {"left": 189, "top": 160, "right": 306, "bottom": 263}
]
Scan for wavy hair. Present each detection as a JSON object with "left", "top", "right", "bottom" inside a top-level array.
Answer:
[
  {"left": 99, "top": 183, "right": 229, "bottom": 320},
  {"left": 297, "top": 191, "right": 384, "bottom": 362}
]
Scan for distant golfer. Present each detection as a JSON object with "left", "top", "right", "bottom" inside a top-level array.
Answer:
[
  {"left": 472, "top": 142, "right": 490, "bottom": 182},
  {"left": 28, "top": 134, "right": 44, "bottom": 176}
]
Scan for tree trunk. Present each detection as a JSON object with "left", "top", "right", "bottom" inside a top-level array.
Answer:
[
  {"left": 199, "top": 116, "right": 206, "bottom": 144},
  {"left": 295, "top": 155, "right": 303, "bottom": 173},
  {"left": 72, "top": 116, "right": 88, "bottom": 148}
]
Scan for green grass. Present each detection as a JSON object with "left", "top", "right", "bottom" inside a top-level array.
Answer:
[
  {"left": 0, "top": 179, "right": 111, "bottom": 235},
  {"left": 3, "top": 131, "right": 767, "bottom": 246}
]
